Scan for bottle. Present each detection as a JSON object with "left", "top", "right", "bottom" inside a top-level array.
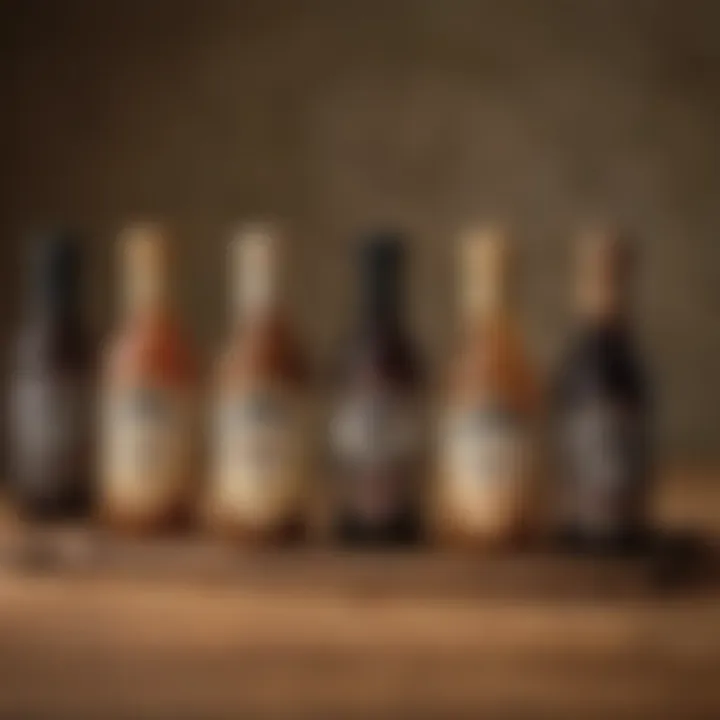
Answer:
[
  {"left": 435, "top": 226, "right": 541, "bottom": 548},
  {"left": 330, "top": 231, "right": 423, "bottom": 546},
  {"left": 8, "top": 232, "right": 95, "bottom": 520},
  {"left": 207, "top": 225, "right": 309, "bottom": 543},
  {"left": 554, "top": 229, "right": 651, "bottom": 552},
  {"left": 99, "top": 224, "right": 198, "bottom": 533}
]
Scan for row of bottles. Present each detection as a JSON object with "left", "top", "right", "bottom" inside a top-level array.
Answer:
[{"left": 7, "top": 224, "right": 650, "bottom": 551}]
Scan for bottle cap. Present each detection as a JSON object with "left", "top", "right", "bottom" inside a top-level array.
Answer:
[
  {"left": 459, "top": 224, "right": 513, "bottom": 317},
  {"left": 576, "top": 226, "right": 634, "bottom": 319},
  {"left": 359, "top": 229, "right": 405, "bottom": 319},
  {"left": 120, "top": 222, "right": 170, "bottom": 315},
  {"left": 232, "top": 222, "right": 279, "bottom": 320},
  {"left": 30, "top": 231, "right": 83, "bottom": 311}
]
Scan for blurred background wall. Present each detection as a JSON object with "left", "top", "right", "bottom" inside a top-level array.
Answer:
[{"left": 0, "top": 0, "right": 718, "bottom": 462}]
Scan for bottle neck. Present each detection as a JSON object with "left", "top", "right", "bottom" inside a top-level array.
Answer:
[
  {"left": 459, "top": 227, "right": 514, "bottom": 325},
  {"left": 575, "top": 311, "right": 633, "bottom": 361},
  {"left": 576, "top": 300, "right": 629, "bottom": 328},
  {"left": 27, "top": 236, "right": 83, "bottom": 326},
  {"left": 122, "top": 239, "right": 169, "bottom": 322},
  {"left": 359, "top": 262, "right": 403, "bottom": 331},
  {"left": 30, "top": 270, "right": 81, "bottom": 323},
  {"left": 461, "top": 272, "right": 510, "bottom": 323},
  {"left": 574, "top": 229, "right": 634, "bottom": 328},
  {"left": 575, "top": 265, "right": 631, "bottom": 326},
  {"left": 233, "top": 232, "right": 279, "bottom": 326}
]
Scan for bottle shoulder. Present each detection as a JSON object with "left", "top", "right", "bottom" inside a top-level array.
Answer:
[
  {"left": 215, "top": 317, "right": 308, "bottom": 388},
  {"left": 555, "top": 325, "right": 648, "bottom": 405},
  {"left": 13, "top": 318, "right": 95, "bottom": 376},
  {"left": 444, "top": 320, "right": 540, "bottom": 411},
  {"left": 333, "top": 325, "right": 423, "bottom": 391},
  {"left": 103, "top": 315, "right": 197, "bottom": 387}
]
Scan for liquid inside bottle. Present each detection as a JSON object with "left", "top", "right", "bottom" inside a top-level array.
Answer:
[
  {"left": 207, "top": 225, "right": 309, "bottom": 543},
  {"left": 436, "top": 227, "right": 541, "bottom": 548},
  {"left": 99, "top": 224, "right": 197, "bottom": 533},
  {"left": 9, "top": 232, "right": 95, "bottom": 520},
  {"left": 554, "top": 229, "right": 651, "bottom": 553},
  {"left": 330, "top": 232, "right": 424, "bottom": 546}
]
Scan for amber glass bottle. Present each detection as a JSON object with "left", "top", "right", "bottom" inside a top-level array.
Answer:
[
  {"left": 330, "top": 232, "right": 424, "bottom": 546},
  {"left": 8, "top": 232, "right": 95, "bottom": 520},
  {"left": 554, "top": 230, "right": 651, "bottom": 552},
  {"left": 435, "top": 227, "right": 541, "bottom": 548},
  {"left": 207, "top": 225, "right": 309, "bottom": 543},
  {"left": 99, "top": 224, "right": 198, "bottom": 533}
]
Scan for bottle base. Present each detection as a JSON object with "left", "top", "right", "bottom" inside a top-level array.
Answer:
[
  {"left": 99, "top": 502, "right": 193, "bottom": 537},
  {"left": 11, "top": 486, "right": 93, "bottom": 524},
  {"left": 432, "top": 520, "right": 535, "bottom": 552},
  {"left": 207, "top": 513, "right": 307, "bottom": 547},
  {"left": 333, "top": 513, "right": 423, "bottom": 548},
  {"left": 554, "top": 525, "right": 651, "bottom": 557}
]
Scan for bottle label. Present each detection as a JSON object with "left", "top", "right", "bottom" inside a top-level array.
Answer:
[
  {"left": 10, "top": 376, "right": 90, "bottom": 497},
  {"left": 331, "top": 391, "right": 420, "bottom": 524},
  {"left": 561, "top": 399, "right": 645, "bottom": 535},
  {"left": 102, "top": 386, "right": 194, "bottom": 512},
  {"left": 212, "top": 388, "right": 305, "bottom": 526},
  {"left": 440, "top": 405, "right": 534, "bottom": 531}
]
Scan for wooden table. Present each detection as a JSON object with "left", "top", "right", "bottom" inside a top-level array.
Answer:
[{"left": 0, "top": 471, "right": 718, "bottom": 719}]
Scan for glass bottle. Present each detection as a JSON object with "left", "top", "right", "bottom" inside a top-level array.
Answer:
[
  {"left": 435, "top": 227, "right": 541, "bottom": 548},
  {"left": 554, "top": 229, "right": 651, "bottom": 552},
  {"left": 99, "top": 223, "right": 198, "bottom": 533},
  {"left": 330, "top": 231, "right": 424, "bottom": 546},
  {"left": 207, "top": 225, "right": 309, "bottom": 543},
  {"left": 9, "top": 232, "right": 95, "bottom": 520}
]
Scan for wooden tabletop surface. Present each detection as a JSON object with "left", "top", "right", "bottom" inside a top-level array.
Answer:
[{"left": 0, "top": 470, "right": 719, "bottom": 719}]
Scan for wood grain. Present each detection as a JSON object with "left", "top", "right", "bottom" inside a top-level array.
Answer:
[{"left": 0, "top": 470, "right": 718, "bottom": 719}]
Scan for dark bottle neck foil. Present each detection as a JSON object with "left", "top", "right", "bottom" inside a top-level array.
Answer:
[
  {"left": 28, "top": 232, "right": 83, "bottom": 321},
  {"left": 358, "top": 231, "right": 405, "bottom": 329}
]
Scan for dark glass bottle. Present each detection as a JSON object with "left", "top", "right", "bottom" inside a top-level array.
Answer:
[
  {"left": 8, "top": 232, "right": 95, "bottom": 520},
  {"left": 330, "top": 232, "right": 423, "bottom": 546},
  {"left": 554, "top": 230, "right": 651, "bottom": 553}
]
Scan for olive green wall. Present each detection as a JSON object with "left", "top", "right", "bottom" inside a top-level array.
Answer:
[{"left": 1, "top": 0, "right": 719, "bottom": 460}]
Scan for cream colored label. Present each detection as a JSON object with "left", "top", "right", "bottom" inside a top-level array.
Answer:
[
  {"left": 441, "top": 405, "right": 533, "bottom": 531},
  {"left": 211, "top": 387, "right": 305, "bottom": 525},
  {"left": 102, "top": 386, "right": 194, "bottom": 512}
]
